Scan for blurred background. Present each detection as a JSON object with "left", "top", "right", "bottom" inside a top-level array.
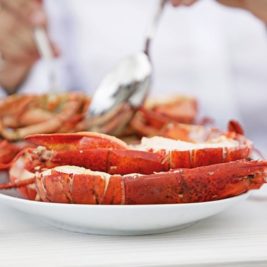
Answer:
[{"left": 1, "top": 0, "right": 267, "bottom": 152}]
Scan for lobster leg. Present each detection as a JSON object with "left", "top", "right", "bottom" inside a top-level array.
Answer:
[
  {"left": 0, "top": 177, "right": 35, "bottom": 189},
  {"left": 0, "top": 140, "right": 21, "bottom": 170},
  {"left": 7, "top": 148, "right": 44, "bottom": 200}
]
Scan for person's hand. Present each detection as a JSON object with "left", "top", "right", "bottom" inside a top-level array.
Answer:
[
  {"left": 0, "top": 0, "right": 58, "bottom": 94},
  {"left": 171, "top": 0, "right": 197, "bottom": 6},
  {"left": 171, "top": 0, "right": 267, "bottom": 23}
]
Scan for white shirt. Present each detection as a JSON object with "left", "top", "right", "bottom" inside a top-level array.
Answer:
[{"left": 4, "top": 0, "right": 267, "bottom": 151}]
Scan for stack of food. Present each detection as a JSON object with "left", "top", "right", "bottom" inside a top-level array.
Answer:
[{"left": 0, "top": 92, "right": 266, "bottom": 204}]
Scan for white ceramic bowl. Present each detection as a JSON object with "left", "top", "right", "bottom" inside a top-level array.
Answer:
[{"left": 0, "top": 190, "right": 249, "bottom": 235}]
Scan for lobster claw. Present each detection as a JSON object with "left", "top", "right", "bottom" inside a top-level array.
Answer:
[{"left": 25, "top": 132, "right": 128, "bottom": 150}]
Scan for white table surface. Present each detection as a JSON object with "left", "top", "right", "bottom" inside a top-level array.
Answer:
[{"left": 0, "top": 185, "right": 267, "bottom": 267}]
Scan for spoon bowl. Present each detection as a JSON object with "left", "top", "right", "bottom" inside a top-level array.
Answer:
[
  {"left": 89, "top": 52, "right": 151, "bottom": 117},
  {"left": 87, "top": 0, "right": 167, "bottom": 135}
]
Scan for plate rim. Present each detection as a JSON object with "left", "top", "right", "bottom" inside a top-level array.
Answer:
[{"left": 0, "top": 191, "right": 250, "bottom": 209}]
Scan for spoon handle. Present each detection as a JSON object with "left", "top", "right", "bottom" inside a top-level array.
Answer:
[
  {"left": 33, "top": 26, "right": 60, "bottom": 93},
  {"left": 144, "top": 0, "right": 168, "bottom": 56}
]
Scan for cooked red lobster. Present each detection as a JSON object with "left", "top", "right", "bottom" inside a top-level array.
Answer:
[
  {"left": 1, "top": 122, "right": 266, "bottom": 204},
  {"left": 0, "top": 93, "right": 197, "bottom": 167},
  {"left": 0, "top": 93, "right": 197, "bottom": 141}
]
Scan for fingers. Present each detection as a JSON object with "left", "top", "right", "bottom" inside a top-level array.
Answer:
[
  {"left": 0, "top": 0, "right": 58, "bottom": 66},
  {"left": 217, "top": 0, "right": 267, "bottom": 22},
  {"left": 0, "top": 0, "right": 59, "bottom": 93},
  {"left": 0, "top": 7, "right": 39, "bottom": 63},
  {"left": 216, "top": 0, "right": 245, "bottom": 8},
  {"left": 0, "top": 0, "right": 46, "bottom": 26},
  {"left": 171, "top": 0, "right": 198, "bottom": 7},
  {"left": 171, "top": 0, "right": 244, "bottom": 8}
]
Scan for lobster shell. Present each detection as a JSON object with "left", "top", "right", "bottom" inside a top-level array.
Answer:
[
  {"left": 2, "top": 128, "right": 266, "bottom": 204},
  {"left": 34, "top": 160, "right": 266, "bottom": 204}
]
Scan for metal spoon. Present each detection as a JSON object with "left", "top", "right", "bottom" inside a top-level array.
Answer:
[
  {"left": 33, "top": 26, "right": 60, "bottom": 93},
  {"left": 87, "top": 0, "right": 168, "bottom": 134}
]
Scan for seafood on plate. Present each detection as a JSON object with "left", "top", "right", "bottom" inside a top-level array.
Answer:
[
  {"left": 0, "top": 93, "right": 90, "bottom": 141},
  {"left": 0, "top": 93, "right": 198, "bottom": 166},
  {"left": 0, "top": 121, "right": 266, "bottom": 204},
  {"left": 130, "top": 95, "right": 198, "bottom": 137},
  {"left": 0, "top": 93, "right": 198, "bottom": 141}
]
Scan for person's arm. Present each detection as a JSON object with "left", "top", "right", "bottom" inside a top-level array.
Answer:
[
  {"left": 171, "top": 0, "right": 267, "bottom": 23},
  {"left": 0, "top": 0, "right": 57, "bottom": 95}
]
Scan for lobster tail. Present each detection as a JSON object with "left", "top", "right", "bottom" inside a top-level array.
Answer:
[{"left": 32, "top": 160, "right": 267, "bottom": 204}]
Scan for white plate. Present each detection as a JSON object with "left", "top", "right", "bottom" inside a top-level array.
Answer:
[{"left": 0, "top": 190, "right": 249, "bottom": 235}]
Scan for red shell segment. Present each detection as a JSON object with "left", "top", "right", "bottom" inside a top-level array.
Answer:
[
  {"left": 26, "top": 132, "right": 128, "bottom": 150},
  {"left": 34, "top": 160, "right": 267, "bottom": 204}
]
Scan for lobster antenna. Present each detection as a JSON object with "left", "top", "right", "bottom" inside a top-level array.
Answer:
[
  {"left": 0, "top": 178, "right": 35, "bottom": 190},
  {"left": 253, "top": 147, "right": 266, "bottom": 160}
]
